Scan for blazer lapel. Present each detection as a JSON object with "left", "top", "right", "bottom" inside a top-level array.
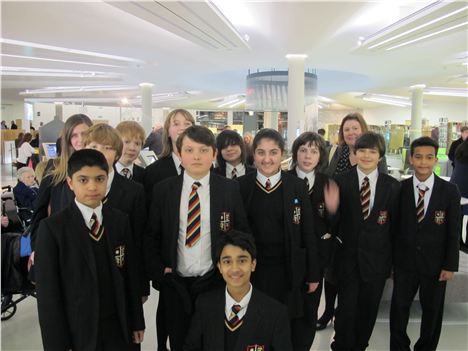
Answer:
[
  {"left": 423, "top": 175, "right": 441, "bottom": 223},
  {"left": 210, "top": 172, "right": 222, "bottom": 239},
  {"left": 368, "top": 174, "right": 387, "bottom": 219},
  {"left": 170, "top": 176, "right": 183, "bottom": 263},
  {"left": 70, "top": 203, "right": 97, "bottom": 282},
  {"left": 281, "top": 172, "right": 294, "bottom": 254},
  {"left": 234, "top": 290, "right": 262, "bottom": 351},
  {"left": 211, "top": 290, "right": 226, "bottom": 349},
  {"left": 106, "top": 174, "right": 124, "bottom": 205}
]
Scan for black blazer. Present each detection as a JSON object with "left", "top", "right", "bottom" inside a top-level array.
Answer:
[
  {"left": 333, "top": 167, "right": 400, "bottom": 281},
  {"left": 13, "top": 182, "right": 38, "bottom": 209},
  {"left": 106, "top": 173, "right": 148, "bottom": 296},
  {"left": 213, "top": 164, "right": 256, "bottom": 178},
  {"left": 145, "top": 172, "right": 250, "bottom": 283},
  {"left": 288, "top": 169, "right": 336, "bottom": 270},
  {"left": 144, "top": 155, "right": 178, "bottom": 206},
  {"left": 394, "top": 176, "right": 461, "bottom": 276},
  {"left": 132, "top": 164, "right": 145, "bottom": 185},
  {"left": 184, "top": 287, "right": 292, "bottom": 351},
  {"left": 30, "top": 175, "right": 75, "bottom": 249},
  {"left": 35, "top": 203, "right": 145, "bottom": 351}
]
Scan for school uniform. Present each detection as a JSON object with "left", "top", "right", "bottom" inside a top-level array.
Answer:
[
  {"left": 390, "top": 174, "right": 461, "bottom": 351},
  {"left": 35, "top": 201, "right": 145, "bottom": 351},
  {"left": 144, "top": 153, "right": 181, "bottom": 206},
  {"left": 145, "top": 171, "right": 250, "bottom": 351},
  {"left": 330, "top": 166, "right": 400, "bottom": 351},
  {"left": 115, "top": 162, "right": 145, "bottom": 185},
  {"left": 238, "top": 170, "right": 319, "bottom": 351},
  {"left": 213, "top": 162, "right": 256, "bottom": 179},
  {"left": 184, "top": 286, "right": 293, "bottom": 351}
]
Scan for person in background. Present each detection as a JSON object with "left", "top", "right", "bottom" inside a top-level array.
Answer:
[
  {"left": 318, "top": 128, "right": 331, "bottom": 147},
  {"left": 115, "top": 121, "right": 146, "bottom": 184},
  {"left": 214, "top": 130, "right": 255, "bottom": 179},
  {"left": 13, "top": 167, "right": 39, "bottom": 209},
  {"left": 144, "top": 123, "right": 164, "bottom": 157},
  {"left": 450, "top": 138, "right": 468, "bottom": 252},
  {"left": 15, "top": 132, "right": 24, "bottom": 157},
  {"left": 319, "top": 112, "right": 388, "bottom": 331},
  {"left": 10, "top": 120, "right": 18, "bottom": 129},
  {"left": 448, "top": 126, "right": 468, "bottom": 168},
  {"left": 16, "top": 133, "right": 35, "bottom": 169},
  {"left": 30, "top": 133, "right": 39, "bottom": 148},
  {"left": 1, "top": 120, "right": 8, "bottom": 129},
  {"left": 243, "top": 132, "right": 254, "bottom": 167}
]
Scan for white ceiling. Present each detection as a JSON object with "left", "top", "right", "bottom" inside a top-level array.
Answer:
[{"left": 1, "top": 0, "right": 467, "bottom": 110}]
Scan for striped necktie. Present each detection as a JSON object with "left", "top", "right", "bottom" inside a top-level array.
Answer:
[
  {"left": 89, "top": 212, "right": 104, "bottom": 241},
  {"left": 360, "top": 176, "right": 371, "bottom": 220},
  {"left": 225, "top": 304, "right": 243, "bottom": 331},
  {"left": 416, "top": 185, "right": 428, "bottom": 223},
  {"left": 121, "top": 167, "right": 131, "bottom": 179},
  {"left": 231, "top": 167, "right": 237, "bottom": 179},
  {"left": 265, "top": 178, "right": 271, "bottom": 191},
  {"left": 186, "top": 182, "right": 201, "bottom": 247}
]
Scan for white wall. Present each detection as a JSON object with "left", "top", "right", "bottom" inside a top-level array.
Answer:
[
  {"left": 363, "top": 100, "right": 468, "bottom": 126},
  {"left": 1, "top": 99, "right": 25, "bottom": 123}
]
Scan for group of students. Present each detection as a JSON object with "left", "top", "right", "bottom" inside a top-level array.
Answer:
[{"left": 29, "top": 109, "right": 461, "bottom": 351}]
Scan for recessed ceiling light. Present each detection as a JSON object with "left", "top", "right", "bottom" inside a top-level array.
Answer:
[{"left": 0, "top": 54, "right": 124, "bottom": 68}]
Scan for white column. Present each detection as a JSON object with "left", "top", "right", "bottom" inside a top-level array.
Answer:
[
  {"left": 139, "top": 83, "right": 153, "bottom": 134},
  {"left": 22, "top": 103, "right": 31, "bottom": 131},
  {"left": 227, "top": 110, "right": 233, "bottom": 126},
  {"left": 271, "top": 111, "right": 278, "bottom": 131},
  {"left": 286, "top": 54, "right": 307, "bottom": 150},
  {"left": 409, "top": 84, "right": 425, "bottom": 142},
  {"left": 264, "top": 111, "right": 272, "bottom": 128},
  {"left": 55, "top": 102, "right": 63, "bottom": 121}
]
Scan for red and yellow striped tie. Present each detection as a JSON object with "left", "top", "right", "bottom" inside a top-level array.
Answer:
[
  {"left": 89, "top": 212, "right": 104, "bottom": 241},
  {"left": 416, "top": 185, "right": 427, "bottom": 223},
  {"left": 360, "top": 176, "right": 370, "bottom": 220},
  {"left": 186, "top": 182, "right": 201, "bottom": 247}
]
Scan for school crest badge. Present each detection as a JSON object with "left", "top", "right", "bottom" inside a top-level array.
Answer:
[
  {"left": 293, "top": 205, "right": 301, "bottom": 224},
  {"left": 434, "top": 210, "right": 445, "bottom": 225},
  {"left": 246, "top": 345, "right": 264, "bottom": 351},
  {"left": 377, "top": 210, "right": 388, "bottom": 225},
  {"left": 317, "top": 202, "right": 325, "bottom": 218},
  {"left": 115, "top": 245, "right": 125, "bottom": 268},
  {"left": 220, "top": 211, "right": 231, "bottom": 232}
]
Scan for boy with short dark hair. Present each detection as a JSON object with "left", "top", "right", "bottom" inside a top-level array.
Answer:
[
  {"left": 390, "top": 136, "right": 461, "bottom": 351},
  {"left": 145, "top": 125, "right": 250, "bottom": 351},
  {"left": 35, "top": 149, "right": 145, "bottom": 351},
  {"left": 185, "top": 230, "right": 293, "bottom": 351},
  {"left": 330, "top": 132, "right": 400, "bottom": 351}
]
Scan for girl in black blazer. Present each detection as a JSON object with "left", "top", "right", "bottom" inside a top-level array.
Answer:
[
  {"left": 237, "top": 128, "right": 319, "bottom": 351},
  {"left": 288, "top": 132, "right": 339, "bottom": 347},
  {"left": 214, "top": 130, "right": 255, "bottom": 179}
]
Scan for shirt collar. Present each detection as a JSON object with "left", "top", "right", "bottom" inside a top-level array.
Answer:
[
  {"left": 115, "top": 162, "right": 134, "bottom": 176},
  {"left": 226, "top": 162, "right": 245, "bottom": 174},
  {"left": 295, "top": 167, "right": 315, "bottom": 188},
  {"left": 256, "top": 169, "right": 282, "bottom": 187},
  {"left": 183, "top": 171, "right": 210, "bottom": 188},
  {"left": 74, "top": 198, "right": 103, "bottom": 229},
  {"left": 172, "top": 152, "right": 182, "bottom": 174},
  {"left": 413, "top": 172, "right": 435, "bottom": 192},
  {"left": 356, "top": 166, "right": 379, "bottom": 185},
  {"left": 225, "top": 283, "right": 252, "bottom": 309}
]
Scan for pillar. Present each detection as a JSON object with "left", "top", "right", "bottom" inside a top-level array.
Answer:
[
  {"left": 139, "top": 83, "right": 153, "bottom": 134},
  {"left": 409, "top": 84, "right": 425, "bottom": 142},
  {"left": 286, "top": 54, "right": 307, "bottom": 150},
  {"left": 227, "top": 110, "right": 233, "bottom": 127}
]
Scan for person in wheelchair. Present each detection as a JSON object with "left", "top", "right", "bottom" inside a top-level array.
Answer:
[{"left": 13, "top": 167, "right": 38, "bottom": 225}]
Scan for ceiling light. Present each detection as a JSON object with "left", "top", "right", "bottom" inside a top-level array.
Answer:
[
  {"left": 229, "top": 99, "right": 246, "bottom": 108},
  {"left": 0, "top": 54, "right": 123, "bottom": 68},
  {"left": 20, "top": 85, "right": 138, "bottom": 95},
  {"left": 211, "top": 0, "right": 254, "bottom": 27},
  {"left": 121, "top": 98, "right": 129, "bottom": 105},
  {"left": 285, "top": 54, "right": 308, "bottom": 60},
  {"left": 386, "top": 21, "right": 468, "bottom": 51},
  {"left": 218, "top": 99, "right": 239, "bottom": 108},
  {"left": 424, "top": 87, "right": 468, "bottom": 97},
  {"left": 0, "top": 38, "right": 144, "bottom": 63},
  {"left": 1, "top": 66, "right": 121, "bottom": 78},
  {"left": 360, "top": 93, "right": 412, "bottom": 107}
]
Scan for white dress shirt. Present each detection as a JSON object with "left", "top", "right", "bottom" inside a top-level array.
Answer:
[
  {"left": 17, "top": 142, "right": 35, "bottom": 164},
  {"left": 115, "top": 162, "right": 134, "bottom": 178},
  {"left": 75, "top": 199, "right": 103, "bottom": 230},
  {"left": 177, "top": 172, "right": 212, "bottom": 277},
  {"left": 256, "top": 170, "right": 282, "bottom": 188},
  {"left": 357, "top": 167, "right": 379, "bottom": 213},
  {"left": 225, "top": 283, "right": 252, "bottom": 321},
  {"left": 172, "top": 152, "right": 183, "bottom": 175},
  {"left": 296, "top": 167, "right": 315, "bottom": 191},
  {"left": 226, "top": 162, "right": 246, "bottom": 179},
  {"left": 413, "top": 173, "right": 435, "bottom": 214}
]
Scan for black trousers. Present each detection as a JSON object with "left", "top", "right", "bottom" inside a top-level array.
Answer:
[
  {"left": 162, "top": 271, "right": 222, "bottom": 351},
  {"left": 96, "top": 316, "right": 140, "bottom": 351},
  {"left": 390, "top": 270, "right": 447, "bottom": 351},
  {"left": 331, "top": 268, "right": 386, "bottom": 351},
  {"left": 291, "top": 286, "right": 321, "bottom": 351}
]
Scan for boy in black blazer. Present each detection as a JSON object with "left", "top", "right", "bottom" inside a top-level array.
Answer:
[
  {"left": 237, "top": 129, "right": 320, "bottom": 351},
  {"left": 330, "top": 132, "right": 400, "bottom": 351},
  {"left": 145, "top": 125, "right": 250, "bottom": 351},
  {"left": 185, "top": 230, "right": 292, "bottom": 351},
  {"left": 115, "top": 121, "right": 147, "bottom": 184},
  {"left": 390, "top": 137, "right": 461, "bottom": 351},
  {"left": 35, "top": 149, "right": 145, "bottom": 351}
]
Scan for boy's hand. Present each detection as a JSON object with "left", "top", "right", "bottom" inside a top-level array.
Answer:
[
  {"left": 132, "top": 330, "right": 144, "bottom": 343},
  {"left": 142, "top": 296, "right": 148, "bottom": 304},
  {"left": 324, "top": 180, "right": 339, "bottom": 214},
  {"left": 439, "top": 270, "right": 454, "bottom": 281},
  {"left": 28, "top": 251, "right": 35, "bottom": 271},
  {"left": 306, "top": 282, "right": 319, "bottom": 294},
  {"left": 164, "top": 267, "right": 172, "bottom": 274},
  {"left": 1, "top": 216, "right": 9, "bottom": 227}
]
